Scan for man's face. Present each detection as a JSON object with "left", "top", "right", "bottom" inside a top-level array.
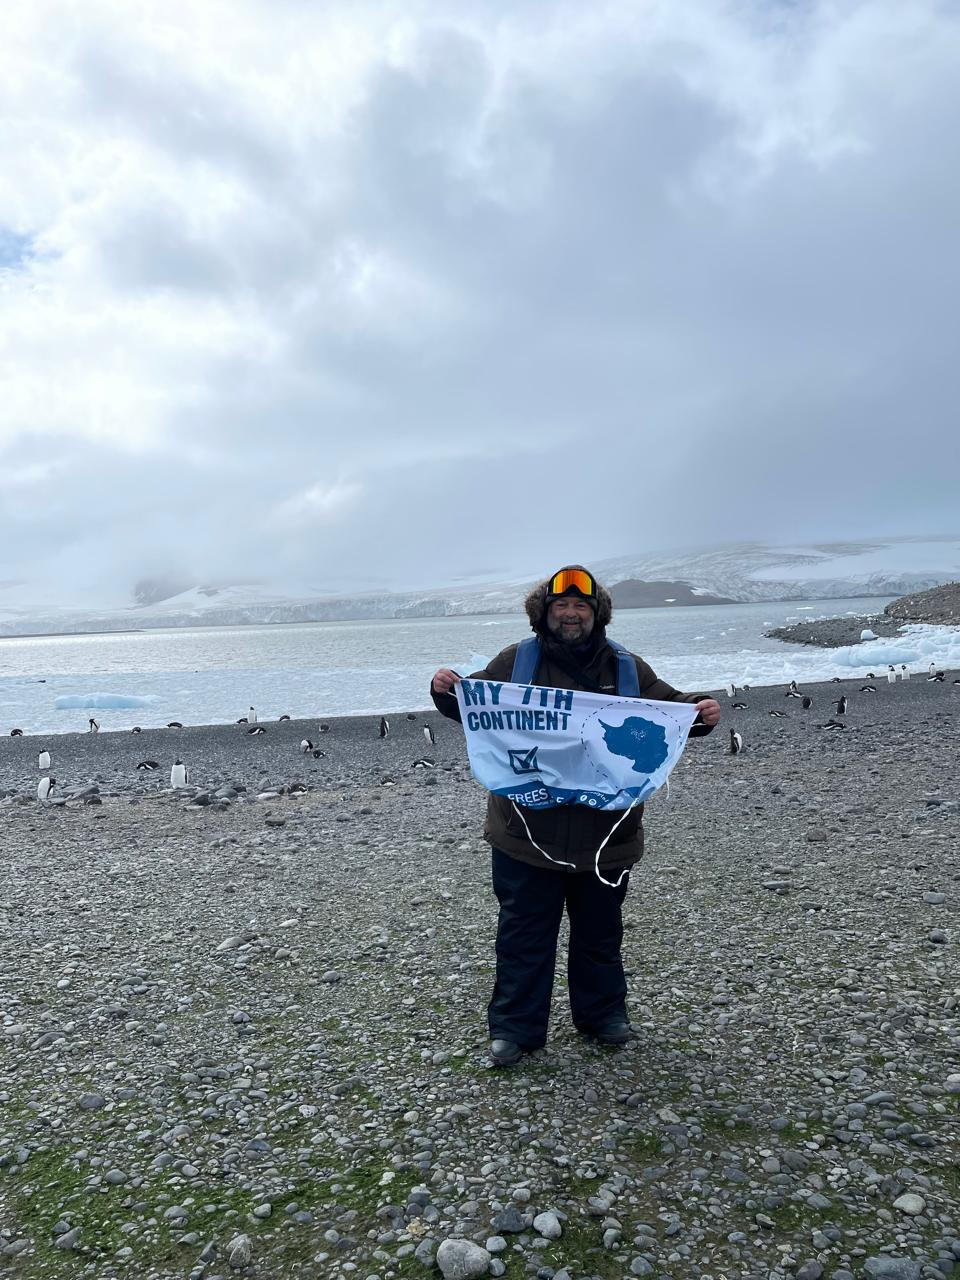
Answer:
[{"left": 546, "top": 595, "right": 595, "bottom": 646}]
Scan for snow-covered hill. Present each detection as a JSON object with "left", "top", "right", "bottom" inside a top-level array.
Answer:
[{"left": 1, "top": 535, "right": 958, "bottom": 635}]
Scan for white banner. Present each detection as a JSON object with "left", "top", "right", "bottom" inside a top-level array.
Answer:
[{"left": 456, "top": 678, "right": 698, "bottom": 810}]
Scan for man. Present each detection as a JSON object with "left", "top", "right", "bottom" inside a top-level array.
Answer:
[{"left": 431, "top": 564, "right": 720, "bottom": 1066}]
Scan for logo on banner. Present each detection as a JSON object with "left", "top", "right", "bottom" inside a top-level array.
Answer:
[{"left": 508, "top": 746, "right": 540, "bottom": 774}]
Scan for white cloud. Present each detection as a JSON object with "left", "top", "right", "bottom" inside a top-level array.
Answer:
[{"left": 1, "top": 0, "right": 958, "bottom": 600}]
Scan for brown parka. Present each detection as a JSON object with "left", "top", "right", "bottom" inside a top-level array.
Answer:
[{"left": 432, "top": 579, "right": 713, "bottom": 873}]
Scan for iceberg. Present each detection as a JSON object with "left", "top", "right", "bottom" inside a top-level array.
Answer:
[{"left": 55, "top": 693, "right": 159, "bottom": 710}]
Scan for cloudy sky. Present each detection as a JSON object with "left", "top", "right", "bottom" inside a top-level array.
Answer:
[{"left": 2, "top": 0, "right": 959, "bottom": 603}]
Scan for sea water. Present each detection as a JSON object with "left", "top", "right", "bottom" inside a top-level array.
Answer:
[{"left": 1, "top": 596, "right": 956, "bottom": 736}]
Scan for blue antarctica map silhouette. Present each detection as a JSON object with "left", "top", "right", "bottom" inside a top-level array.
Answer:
[{"left": 598, "top": 716, "right": 670, "bottom": 775}]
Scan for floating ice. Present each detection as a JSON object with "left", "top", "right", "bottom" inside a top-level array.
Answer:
[{"left": 55, "top": 693, "right": 158, "bottom": 710}]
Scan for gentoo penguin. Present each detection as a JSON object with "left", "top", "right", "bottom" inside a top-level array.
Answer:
[
  {"left": 131, "top": 726, "right": 142, "bottom": 734},
  {"left": 167, "top": 721, "right": 183, "bottom": 729},
  {"left": 725, "top": 683, "right": 736, "bottom": 698},
  {"left": 801, "top": 696, "right": 813, "bottom": 709},
  {"left": 88, "top": 718, "right": 100, "bottom": 734},
  {"left": 860, "top": 684, "right": 877, "bottom": 693},
  {"left": 288, "top": 781, "right": 307, "bottom": 794},
  {"left": 312, "top": 748, "right": 326, "bottom": 758},
  {"left": 928, "top": 670, "right": 945, "bottom": 682},
  {"left": 768, "top": 710, "right": 788, "bottom": 718},
  {"left": 831, "top": 677, "right": 842, "bottom": 683},
  {"left": 412, "top": 757, "right": 435, "bottom": 769},
  {"left": 136, "top": 760, "right": 160, "bottom": 771},
  {"left": 299, "top": 738, "right": 313, "bottom": 753},
  {"left": 318, "top": 723, "right": 330, "bottom": 734},
  {"left": 785, "top": 690, "right": 802, "bottom": 699},
  {"left": 834, "top": 696, "right": 847, "bottom": 715},
  {"left": 170, "top": 759, "right": 188, "bottom": 788},
  {"left": 788, "top": 680, "right": 799, "bottom": 694},
  {"left": 729, "top": 729, "right": 743, "bottom": 755},
  {"left": 247, "top": 726, "right": 266, "bottom": 735},
  {"left": 423, "top": 724, "right": 435, "bottom": 746},
  {"left": 379, "top": 717, "right": 390, "bottom": 739},
  {"left": 866, "top": 672, "right": 876, "bottom": 679},
  {"left": 379, "top": 776, "right": 397, "bottom": 786},
  {"left": 278, "top": 714, "right": 291, "bottom": 721},
  {"left": 248, "top": 707, "right": 257, "bottom": 724},
  {"left": 929, "top": 661, "right": 937, "bottom": 675},
  {"left": 237, "top": 717, "right": 248, "bottom": 725},
  {"left": 900, "top": 665, "right": 909, "bottom": 681},
  {"left": 821, "top": 719, "right": 845, "bottom": 730},
  {"left": 742, "top": 684, "right": 751, "bottom": 692},
  {"left": 10, "top": 728, "right": 23, "bottom": 737},
  {"left": 887, "top": 666, "right": 896, "bottom": 683},
  {"left": 38, "top": 749, "right": 51, "bottom": 771},
  {"left": 406, "top": 713, "right": 417, "bottom": 721},
  {"left": 37, "top": 775, "right": 56, "bottom": 802},
  {"left": 732, "top": 701, "right": 748, "bottom": 710}
]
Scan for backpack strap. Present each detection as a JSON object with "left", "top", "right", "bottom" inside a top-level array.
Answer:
[
  {"left": 607, "top": 639, "right": 640, "bottom": 698},
  {"left": 512, "top": 635, "right": 640, "bottom": 697},
  {"left": 511, "top": 636, "right": 541, "bottom": 685}
]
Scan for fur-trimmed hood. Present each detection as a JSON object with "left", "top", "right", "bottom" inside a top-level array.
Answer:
[{"left": 524, "top": 568, "right": 613, "bottom": 634}]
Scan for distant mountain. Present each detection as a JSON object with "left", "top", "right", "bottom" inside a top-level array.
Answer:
[
  {"left": 1, "top": 535, "right": 958, "bottom": 636},
  {"left": 610, "top": 579, "right": 735, "bottom": 608}
]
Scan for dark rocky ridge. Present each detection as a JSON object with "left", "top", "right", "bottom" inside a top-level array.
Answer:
[
  {"left": 885, "top": 580, "right": 960, "bottom": 624},
  {"left": 610, "top": 579, "right": 735, "bottom": 608},
  {"left": 768, "top": 582, "right": 960, "bottom": 648}
]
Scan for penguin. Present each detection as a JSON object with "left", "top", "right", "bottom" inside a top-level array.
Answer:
[
  {"left": 37, "top": 775, "right": 56, "bottom": 802},
  {"left": 38, "top": 749, "right": 51, "bottom": 771},
  {"left": 406, "top": 713, "right": 417, "bottom": 721},
  {"left": 423, "top": 724, "right": 435, "bottom": 746},
  {"left": 929, "top": 662, "right": 937, "bottom": 675},
  {"left": 785, "top": 690, "right": 802, "bottom": 699},
  {"left": 742, "top": 684, "right": 751, "bottom": 692},
  {"left": 318, "top": 723, "right": 330, "bottom": 734},
  {"left": 732, "top": 701, "right": 748, "bottom": 710},
  {"left": 788, "top": 680, "right": 799, "bottom": 694},
  {"left": 88, "top": 718, "right": 100, "bottom": 734},
  {"left": 928, "top": 671, "right": 945, "bottom": 682},
  {"left": 10, "top": 728, "right": 23, "bottom": 737},
  {"left": 131, "top": 726, "right": 142, "bottom": 734},
  {"left": 887, "top": 666, "right": 896, "bottom": 683},
  {"left": 288, "top": 782, "right": 308, "bottom": 794},
  {"left": 136, "top": 760, "right": 160, "bottom": 771},
  {"left": 801, "top": 696, "right": 813, "bottom": 709},
  {"left": 821, "top": 719, "right": 845, "bottom": 730},
  {"left": 412, "top": 758, "right": 436, "bottom": 769},
  {"left": 866, "top": 673, "right": 876, "bottom": 680},
  {"left": 860, "top": 685, "right": 877, "bottom": 693},
  {"left": 299, "top": 739, "right": 314, "bottom": 754},
  {"left": 237, "top": 717, "right": 248, "bottom": 725},
  {"left": 834, "top": 696, "right": 847, "bottom": 715},
  {"left": 248, "top": 707, "right": 257, "bottom": 724},
  {"left": 170, "top": 760, "right": 188, "bottom": 788},
  {"left": 729, "top": 729, "right": 743, "bottom": 755},
  {"left": 379, "top": 717, "right": 390, "bottom": 739},
  {"left": 278, "top": 714, "right": 291, "bottom": 722},
  {"left": 312, "top": 749, "right": 326, "bottom": 758},
  {"left": 379, "top": 777, "right": 397, "bottom": 786},
  {"left": 831, "top": 677, "right": 842, "bottom": 683},
  {"left": 900, "top": 665, "right": 909, "bottom": 681},
  {"left": 768, "top": 710, "right": 788, "bottom": 718},
  {"left": 247, "top": 726, "right": 266, "bottom": 735},
  {"left": 167, "top": 721, "right": 183, "bottom": 729},
  {"left": 725, "top": 683, "right": 736, "bottom": 698}
]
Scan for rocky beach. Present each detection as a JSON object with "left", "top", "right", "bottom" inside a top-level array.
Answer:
[{"left": 1, "top": 673, "right": 958, "bottom": 1280}]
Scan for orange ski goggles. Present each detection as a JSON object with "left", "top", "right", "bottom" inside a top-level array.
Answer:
[{"left": 546, "top": 567, "right": 597, "bottom": 601}]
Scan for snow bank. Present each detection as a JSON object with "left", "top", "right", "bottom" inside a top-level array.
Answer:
[{"left": 54, "top": 693, "right": 159, "bottom": 710}]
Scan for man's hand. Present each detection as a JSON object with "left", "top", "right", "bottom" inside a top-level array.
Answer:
[
  {"left": 432, "top": 668, "right": 461, "bottom": 695},
  {"left": 694, "top": 697, "right": 721, "bottom": 727}
]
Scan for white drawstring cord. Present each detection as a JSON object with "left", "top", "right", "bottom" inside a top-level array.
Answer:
[{"left": 510, "top": 795, "right": 644, "bottom": 888}]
